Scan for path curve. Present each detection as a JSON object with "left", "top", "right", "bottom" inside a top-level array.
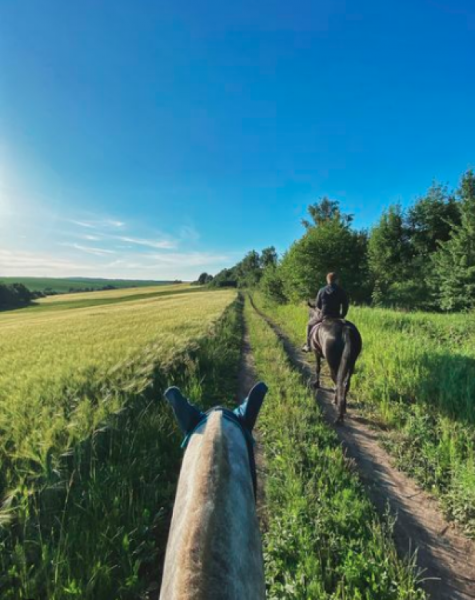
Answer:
[{"left": 250, "top": 297, "right": 475, "bottom": 600}]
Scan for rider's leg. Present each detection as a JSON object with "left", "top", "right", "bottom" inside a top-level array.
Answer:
[
  {"left": 302, "top": 323, "right": 312, "bottom": 352},
  {"left": 302, "top": 317, "right": 320, "bottom": 352}
]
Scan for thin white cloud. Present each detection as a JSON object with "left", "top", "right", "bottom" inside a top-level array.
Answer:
[
  {"left": 67, "top": 217, "right": 126, "bottom": 230},
  {"left": 145, "top": 251, "right": 230, "bottom": 267},
  {"left": 179, "top": 225, "right": 200, "bottom": 242},
  {"left": 116, "top": 236, "right": 177, "bottom": 250},
  {"left": 60, "top": 243, "right": 117, "bottom": 257},
  {"left": 69, "top": 219, "right": 97, "bottom": 229},
  {"left": 80, "top": 234, "right": 101, "bottom": 241}
]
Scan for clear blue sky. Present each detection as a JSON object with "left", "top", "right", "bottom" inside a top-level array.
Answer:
[{"left": 1, "top": 0, "right": 474, "bottom": 280}]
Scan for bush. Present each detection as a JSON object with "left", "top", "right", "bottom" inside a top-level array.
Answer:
[
  {"left": 0, "top": 283, "right": 34, "bottom": 309},
  {"left": 259, "top": 266, "right": 286, "bottom": 303}
]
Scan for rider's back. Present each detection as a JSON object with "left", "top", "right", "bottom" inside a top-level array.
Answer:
[{"left": 316, "top": 283, "right": 348, "bottom": 319}]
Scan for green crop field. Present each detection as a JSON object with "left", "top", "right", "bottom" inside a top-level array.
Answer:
[
  {"left": 13, "top": 283, "right": 202, "bottom": 313},
  {"left": 0, "top": 285, "right": 237, "bottom": 599},
  {"left": 253, "top": 293, "right": 475, "bottom": 538},
  {"left": 0, "top": 276, "right": 176, "bottom": 294}
]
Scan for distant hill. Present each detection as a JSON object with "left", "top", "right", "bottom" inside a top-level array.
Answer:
[{"left": 0, "top": 277, "right": 179, "bottom": 294}]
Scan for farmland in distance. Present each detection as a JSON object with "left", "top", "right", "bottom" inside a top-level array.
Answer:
[{"left": 0, "top": 276, "right": 176, "bottom": 294}]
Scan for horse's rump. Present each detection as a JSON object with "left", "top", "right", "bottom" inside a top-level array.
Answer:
[
  {"left": 309, "top": 317, "right": 362, "bottom": 422},
  {"left": 310, "top": 318, "right": 358, "bottom": 357}
]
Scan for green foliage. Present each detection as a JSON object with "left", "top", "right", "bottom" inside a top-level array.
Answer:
[
  {"left": 368, "top": 204, "right": 412, "bottom": 305},
  {"left": 368, "top": 182, "right": 462, "bottom": 310},
  {"left": 432, "top": 170, "right": 475, "bottom": 311},
  {"left": 407, "top": 183, "right": 460, "bottom": 256},
  {"left": 0, "top": 283, "right": 34, "bottom": 309},
  {"left": 302, "top": 196, "right": 353, "bottom": 228},
  {"left": 196, "top": 272, "right": 214, "bottom": 285},
  {"left": 0, "top": 277, "right": 173, "bottom": 295},
  {"left": 258, "top": 295, "right": 475, "bottom": 537},
  {"left": 208, "top": 267, "right": 238, "bottom": 288},
  {"left": 260, "top": 246, "right": 278, "bottom": 269},
  {"left": 210, "top": 246, "right": 279, "bottom": 289},
  {"left": 246, "top": 296, "right": 425, "bottom": 599},
  {"left": 235, "top": 250, "right": 262, "bottom": 287},
  {"left": 280, "top": 205, "right": 369, "bottom": 303},
  {"left": 259, "top": 265, "right": 286, "bottom": 303}
]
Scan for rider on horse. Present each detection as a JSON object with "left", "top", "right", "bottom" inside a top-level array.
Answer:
[{"left": 302, "top": 272, "right": 349, "bottom": 353}]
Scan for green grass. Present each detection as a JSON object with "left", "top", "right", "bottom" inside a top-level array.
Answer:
[
  {"left": 253, "top": 293, "right": 475, "bottom": 538},
  {"left": 245, "top": 296, "right": 424, "bottom": 599},
  {"left": 0, "top": 287, "right": 238, "bottom": 599},
  {"left": 0, "top": 276, "right": 176, "bottom": 294}
]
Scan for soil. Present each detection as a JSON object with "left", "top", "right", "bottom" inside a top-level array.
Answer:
[{"left": 250, "top": 299, "right": 475, "bottom": 600}]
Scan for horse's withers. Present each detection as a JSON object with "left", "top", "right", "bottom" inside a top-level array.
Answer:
[{"left": 160, "top": 386, "right": 267, "bottom": 600}]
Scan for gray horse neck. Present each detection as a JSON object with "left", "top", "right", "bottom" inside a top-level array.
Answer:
[{"left": 159, "top": 411, "right": 265, "bottom": 600}]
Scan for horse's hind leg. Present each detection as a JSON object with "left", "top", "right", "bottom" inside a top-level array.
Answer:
[
  {"left": 342, "top": 374, "right": 352, "bottom": 415},
  {"left": 313, "top": 353, "right": 321, "bottom": 389},
  {"left": 327, "top": 366, "right": 338, "bottom": 404},
  {"left": 337, "top": 369, "right": 353, "bottom": 421}
]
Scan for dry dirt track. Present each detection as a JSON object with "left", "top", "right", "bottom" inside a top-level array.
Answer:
[{"left": 249, "top": 299, "right": 475, "bottom": 600}]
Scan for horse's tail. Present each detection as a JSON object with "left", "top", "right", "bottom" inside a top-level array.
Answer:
[{"left": 336, "top": 325, "right": 356, "bottom": 419}]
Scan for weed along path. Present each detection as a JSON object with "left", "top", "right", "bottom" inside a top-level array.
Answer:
[
  {"left": 249, "top": 298, "right": 475, "bottom": 600},
  {"left": 236, "top": 318, "right": 268, "bottom": 530}
]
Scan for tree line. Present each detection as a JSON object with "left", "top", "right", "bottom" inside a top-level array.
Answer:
[
  {"left": 0, "top": 283, "right": 41, "bottom": 310},
  {"left": 198, "top": 168, "right": 475, "bottom": 312}
]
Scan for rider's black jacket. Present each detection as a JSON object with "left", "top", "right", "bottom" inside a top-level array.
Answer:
[{"left": 315, "top": 284, "right": 349, "bottom": 319}]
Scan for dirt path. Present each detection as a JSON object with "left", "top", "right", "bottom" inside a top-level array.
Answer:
[
  {"left": 250, "top": 298, "right": 475, "bottom": 600},
  {"left": 236, "top": 318, "right": 268, "bottom": 530}
]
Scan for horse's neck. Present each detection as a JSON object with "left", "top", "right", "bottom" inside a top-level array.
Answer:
[{"left": 160, "top": 411, "right": 265, "bottom": 600}]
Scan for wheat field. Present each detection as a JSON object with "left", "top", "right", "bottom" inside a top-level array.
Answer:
[
  {"left": 0, "top": 285, "right": 238, "bottom": 598},
  {"left": 0, "top": 285, "right": 236, "bottom": 495}
]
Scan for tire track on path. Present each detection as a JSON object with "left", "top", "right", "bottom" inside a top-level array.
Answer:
[{"left": 250, "top": 296, "right": 475, "bottom": 600}]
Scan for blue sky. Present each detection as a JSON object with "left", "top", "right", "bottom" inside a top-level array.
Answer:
[{"left": 1, "top": 0, "right": 474, "bottom": 280}]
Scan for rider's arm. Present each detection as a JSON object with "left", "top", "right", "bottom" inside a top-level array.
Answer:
[
  {"left": 341, "top": 290, "right": 349, "bottom": 318},
  {"left": 316, "top": 289, "right": 323, "bottom": 310}
]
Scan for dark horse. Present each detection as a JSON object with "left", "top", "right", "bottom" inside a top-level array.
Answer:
[{"left": 308, "top": 303, "right": 362, "bottom": 424}]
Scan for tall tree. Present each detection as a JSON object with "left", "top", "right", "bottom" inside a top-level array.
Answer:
[
  {"left": 302, "top": 196, "right": 353, "bottom": 228},
  {"left": 197, "top": 272, "right": 213, "bottom": 285},
  {"left": 407, "top": 183, "right": 460, "bottom": 256},
  {"left": 260, "top": 246, "right": 278, "bottom": 269},
  {"left": 433, "top": 170, "right": 475, "bottom": 311},
  {"left": 235, "top": 250, "right": 262, "bottom": 287},
  {"left": 281, "top": 200, "right": 369, "bottom": 303},
  {"left": 368, "top": 205, "right": 416, "bottom": 306}
]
